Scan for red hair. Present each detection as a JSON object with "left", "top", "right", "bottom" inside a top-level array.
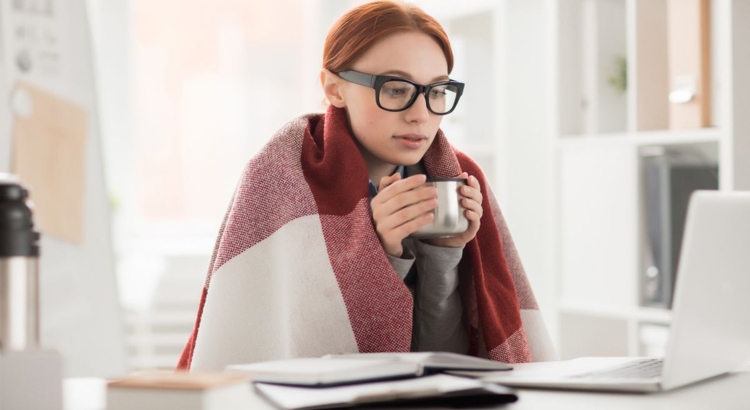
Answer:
[{"left": 323, "top": 1, "right": 453, "bottom": 74}]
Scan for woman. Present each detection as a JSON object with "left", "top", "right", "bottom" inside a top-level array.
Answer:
[{"left": 178, "top": 0, "right": 555, "bottom": 371}]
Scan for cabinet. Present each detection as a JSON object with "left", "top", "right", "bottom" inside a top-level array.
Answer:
[
  {"left": 553, "top": 0, "right": 750, "bottom": 358},
  {"left": 414, "top": 0, "right": 750, "bottom": 359}
]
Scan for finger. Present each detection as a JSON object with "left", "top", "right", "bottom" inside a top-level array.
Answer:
[
  {"left": 461, "top": 197, "right": 483, "bottom": 216},
  {"left": 469, "top": 175, "right": 480, "bottom": 188},
  {"left": 460, "top": 185, "right": 483, "bottom": 207},
  {"left": 374, "top": 174, "right": 427, "bottom": 207},
  {"left": 390, "top": 212, "right": 435, "bottom": 239},
  {"left": 377, "top": 211, "right": 432, "bottom": 251},
  {"left": 372, "top": 189, "right": 438, "bottom": 225},
  {"left": 461, "top": 179, "right": 483, "bottom": 203},
  {"left": 378, "top": 197, "right": 438, "bottom": 232},
  {"left": 376, "top": 175, "right": 437, "bottom": 214},
  {"left": 460, "top": 185, "right": 482, "bottom": 204},
  {"left": 469, "top": 175, "right": 482, "bottom": 191},
  {"left": 464, "top": 207, "right": 482, "bottom": 221},
  {"left": 377, "top": 173, "right": 402, "bottom": 192},
  {"left": 371, "top": 173, "right": 402, "bottom": 210},
  {"left": 379, "top": 174, "right": 428, "bottom": 198}
]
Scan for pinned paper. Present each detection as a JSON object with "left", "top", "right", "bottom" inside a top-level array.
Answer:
[{"left": 11, "top": 81, "right": 88, "bottom": 244}]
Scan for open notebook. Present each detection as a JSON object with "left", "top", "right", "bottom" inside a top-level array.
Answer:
[{"left": 227, "top": 352, "right": 510, "bottom": 387}]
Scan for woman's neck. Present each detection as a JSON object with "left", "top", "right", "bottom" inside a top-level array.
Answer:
[
  {"left": 360, "top": 149, "right": 398, "bottom": 188},
  {"left": 368, "top": 162, "right": 399, "bottom": 188}
]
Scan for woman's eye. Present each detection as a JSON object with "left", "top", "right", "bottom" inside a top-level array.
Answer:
[
  {"left": 383, "top": 86, "right": 408, "bottom": 97},
  {"left": 430, "top": 88, "right": 447, "bottom": 99}
]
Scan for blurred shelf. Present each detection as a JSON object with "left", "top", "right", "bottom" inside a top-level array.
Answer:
[
  {"left": 557, "top": 128, "right": 721, "bottom": 148},
  {"left": 560, "top": 300, "right": 673, "bottom": 325}
]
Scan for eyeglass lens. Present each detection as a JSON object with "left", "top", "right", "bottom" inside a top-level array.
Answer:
[{"left": 378, "top": 80, "right": 459, "bottom": 113}]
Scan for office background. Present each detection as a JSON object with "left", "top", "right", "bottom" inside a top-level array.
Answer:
[{"left": 76, "top": 0, "right": 749, "bottom": 374}]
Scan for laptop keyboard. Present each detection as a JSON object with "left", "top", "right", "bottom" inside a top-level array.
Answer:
[{"left": 571, "top": 358, "right": 663, "bottom": 380}]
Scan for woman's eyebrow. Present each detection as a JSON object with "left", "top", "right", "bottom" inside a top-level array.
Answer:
[{"left": 380, "top": 70, "right": 450, "bottom": 82}]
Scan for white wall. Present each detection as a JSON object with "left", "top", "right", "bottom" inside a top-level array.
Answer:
[{"left": 497, "top": 0, "right": 557, "bottom": 341}]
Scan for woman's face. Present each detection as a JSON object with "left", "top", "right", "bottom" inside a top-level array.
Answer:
[{"left": 338, "top": 31, "right": 449, "bottom": 170}]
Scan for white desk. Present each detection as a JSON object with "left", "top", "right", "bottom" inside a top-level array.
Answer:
[{"left": 65, "top": 366, "right": 750, "bottom": 410}]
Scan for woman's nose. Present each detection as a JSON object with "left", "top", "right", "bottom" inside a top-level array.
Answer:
[{"left": 404, "top": 93, "right": 430, "bottom": 123}]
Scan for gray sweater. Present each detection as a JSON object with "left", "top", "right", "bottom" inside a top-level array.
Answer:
[{"left": 386, "top": 239, "right": 469, "bottom": 354}]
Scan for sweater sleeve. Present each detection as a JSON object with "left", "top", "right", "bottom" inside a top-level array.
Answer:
[
  {"left": 411, "top": 240, "right": 468, "bottom": 354},
  {"left": 385, "top": 247, "right": 416, "bottom": 280}
]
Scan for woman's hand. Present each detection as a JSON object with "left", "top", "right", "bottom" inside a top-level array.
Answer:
[
  {"left": 371, "top": 174, "right": 438, "bottom": 257},
  {"left": 426, "top": 172, "right": 483, "bottom": 248}
]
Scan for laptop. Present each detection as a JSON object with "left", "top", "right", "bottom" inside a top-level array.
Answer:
[{"left": 475, "top": 190, "right": 750, "bottom": 392}]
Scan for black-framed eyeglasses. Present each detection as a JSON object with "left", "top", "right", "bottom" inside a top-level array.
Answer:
[{"left": 337, "top": 70, "right": 464, "bottom": 115}]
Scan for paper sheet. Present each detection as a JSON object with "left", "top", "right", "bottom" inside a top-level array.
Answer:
[{"left": 11, "top": 81, "right": 88, "bottom": 244}]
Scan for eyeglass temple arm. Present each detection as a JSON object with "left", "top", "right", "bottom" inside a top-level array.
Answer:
[{"left": 338, "top": 70, "right": 377, "bottom": 88}]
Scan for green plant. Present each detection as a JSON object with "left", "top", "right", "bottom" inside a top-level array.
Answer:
[{"left": 608, "top": 56, "right": 627, "bottom": 93}]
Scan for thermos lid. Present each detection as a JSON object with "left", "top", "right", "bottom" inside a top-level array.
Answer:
[
  {"left": 0, "top": 178, "right": 40, "bottom": 257},
  {"left": 0, "top": 182, "right": 29, "bottom": 201}
]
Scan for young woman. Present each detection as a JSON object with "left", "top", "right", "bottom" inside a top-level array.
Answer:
[{"left": 178, "top": 0, "right": 555, "bottom": 371}]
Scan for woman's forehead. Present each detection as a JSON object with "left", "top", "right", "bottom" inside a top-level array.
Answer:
[{"left": 351, "top": 31, "right": 449, "bottom": 81}]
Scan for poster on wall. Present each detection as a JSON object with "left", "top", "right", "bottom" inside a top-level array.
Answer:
[{"left": 6, "top": 0, "right": 70, "bottom": 82}]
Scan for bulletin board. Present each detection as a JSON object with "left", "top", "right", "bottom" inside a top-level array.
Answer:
[{"left": 0, "top": 0, "right": 126, "bottom": 377}]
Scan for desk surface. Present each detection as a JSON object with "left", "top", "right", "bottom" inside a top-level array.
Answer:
[{"left": 65, "top": 367, "right": 750, "bottom": 410}]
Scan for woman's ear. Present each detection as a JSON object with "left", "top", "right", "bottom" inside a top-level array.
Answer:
[{"left": 320, "top": 69, "right": 347, "bottom": 108}]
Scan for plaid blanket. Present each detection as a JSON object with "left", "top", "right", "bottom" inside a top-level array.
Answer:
[{"left": 178, "top": 106, "right": 556, "bottom": 370}]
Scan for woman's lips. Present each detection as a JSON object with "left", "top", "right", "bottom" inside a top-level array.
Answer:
[{"left": 394, "top": 134, "right": 427, "bottom": 149}]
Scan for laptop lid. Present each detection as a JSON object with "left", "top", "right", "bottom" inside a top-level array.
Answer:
[{"left": 661, "top": 190, "right": 750, "bottom": 390}]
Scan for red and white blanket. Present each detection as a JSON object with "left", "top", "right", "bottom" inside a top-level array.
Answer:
[{"left": 178, "top": 106, "right": 556, "bottom": 370}]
